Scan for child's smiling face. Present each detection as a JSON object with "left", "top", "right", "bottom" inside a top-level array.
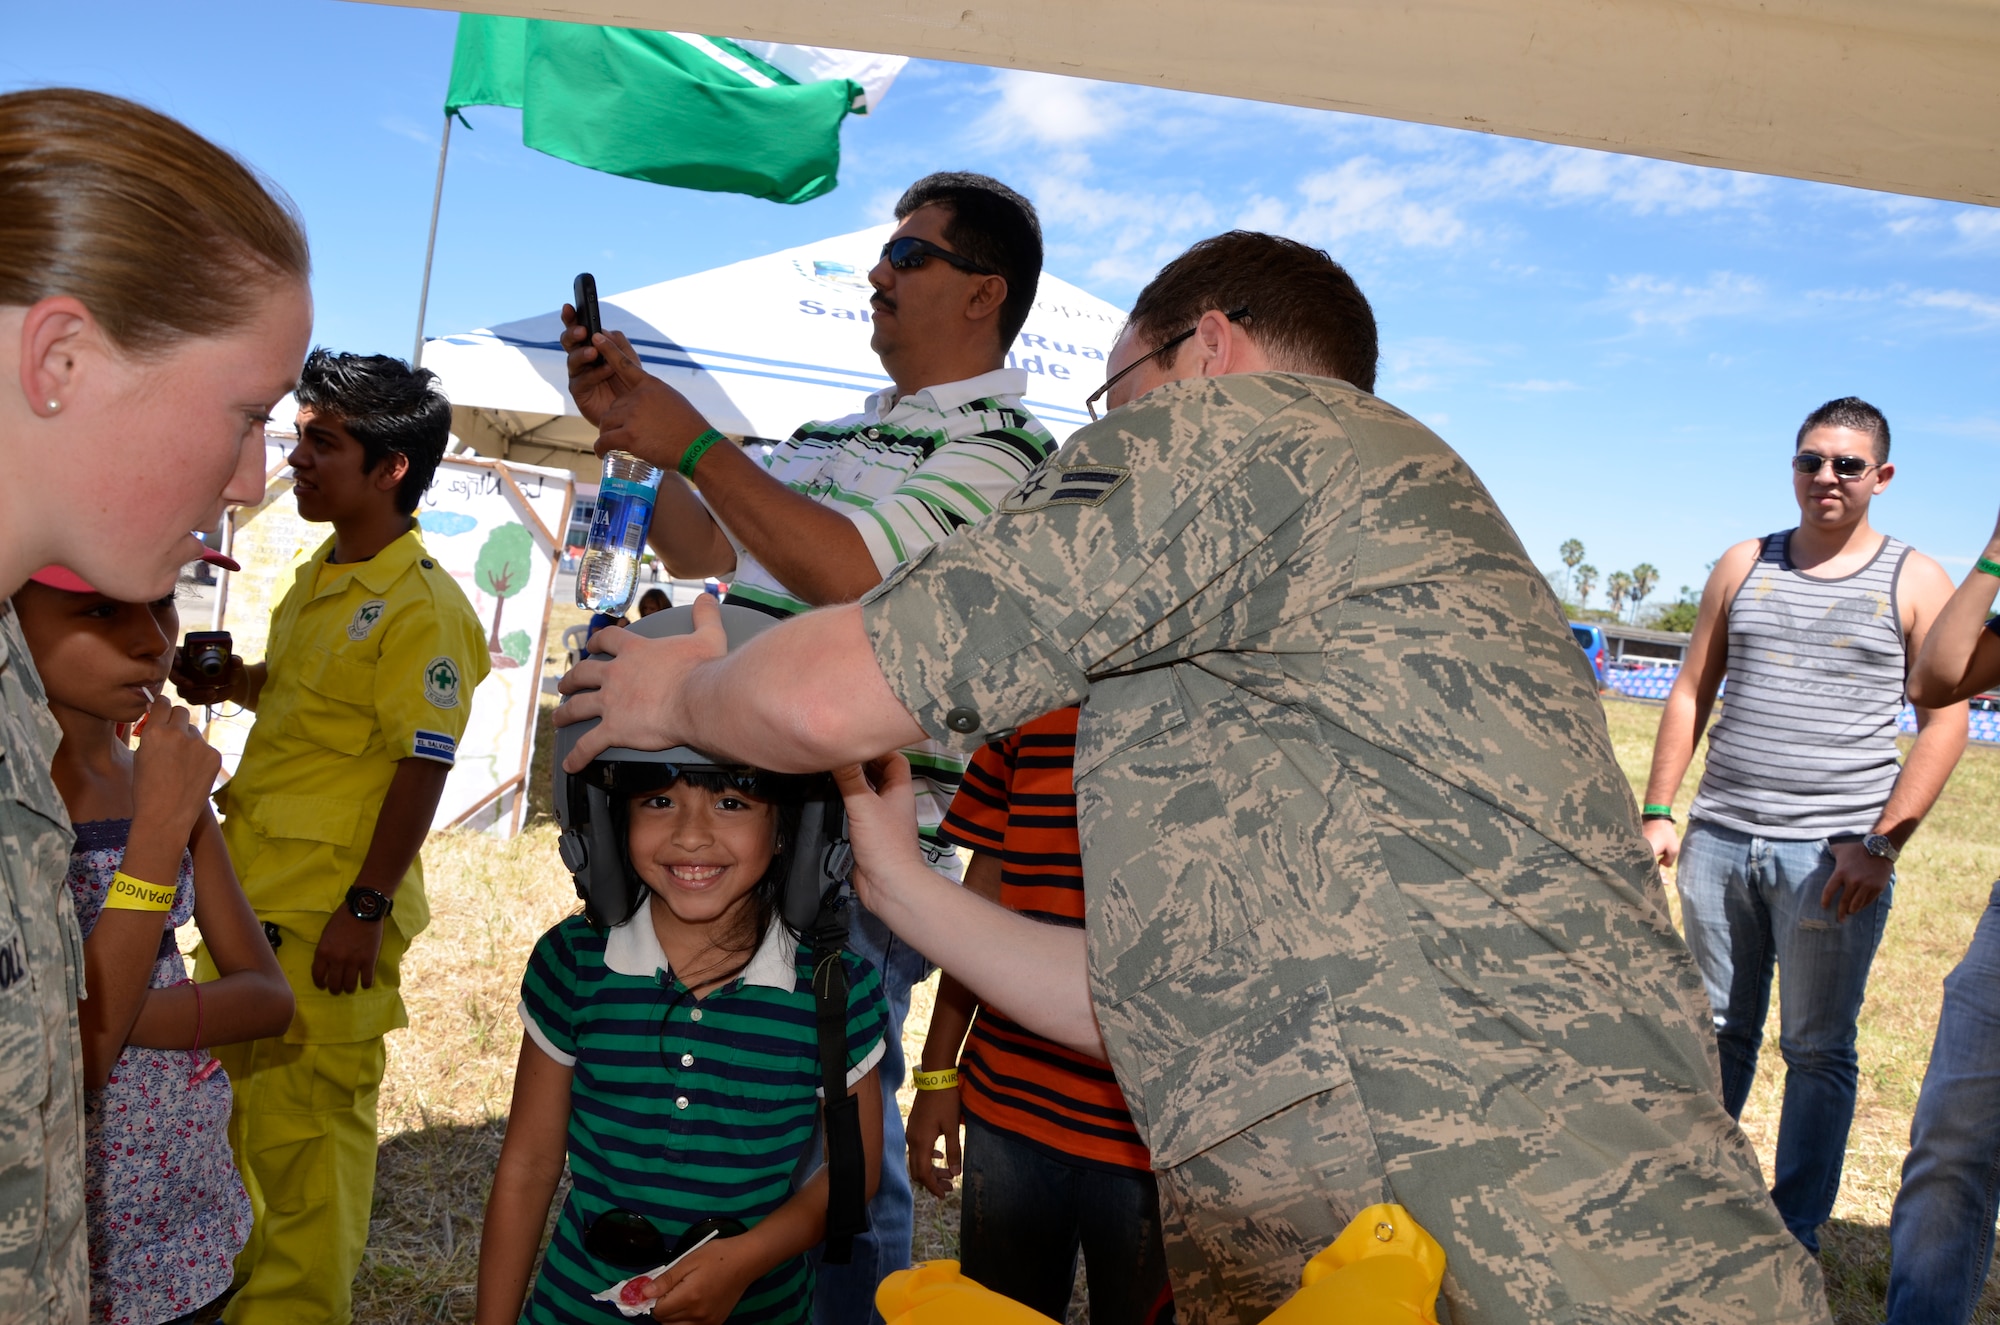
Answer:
[
  {"left": 13, "top": 582, "right": 179, "bottom": 724},
  {"left": 626, "top": 778, "right": 779, "bottom": 929}
]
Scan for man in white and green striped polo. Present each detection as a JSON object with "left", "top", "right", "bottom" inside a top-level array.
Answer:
[{"left": 560, "top": 171, "right": 1053, "bottom": 1319}]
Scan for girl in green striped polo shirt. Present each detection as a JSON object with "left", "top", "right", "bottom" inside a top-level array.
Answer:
[{"left": 475, "top": 767, "right": 888, "bottom": 1324}]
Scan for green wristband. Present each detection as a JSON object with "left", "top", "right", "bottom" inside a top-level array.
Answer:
[
  {"left": 678, "top": 428, "right": 725, "bottom": 480},
  {"left": 1977, "top": 556, "right": 2000, "bottom": 579},
  {"left": 1642, "top": 804, "right": 1674, "bottom": 817}
]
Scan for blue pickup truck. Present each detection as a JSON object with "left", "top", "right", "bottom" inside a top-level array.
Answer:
[{"left": 1570, "top": 623, "right": 1610, "bottom": 688}]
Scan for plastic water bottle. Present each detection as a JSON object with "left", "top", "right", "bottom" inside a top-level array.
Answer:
[{"left": 576, "top": 450, "right": 663, "bottom": 620}]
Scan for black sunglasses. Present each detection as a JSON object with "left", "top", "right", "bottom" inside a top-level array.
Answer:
[
  {"left": 584, "top": 1209, "right": 747, "bottom": 1271},
  {"left": 879, "top": 236, "right": 995, "bottom": 277},
  {"left": 1086, "top": 308, "right": 1252, "bottom": 422},
  {"left": 1792, "top": 453, "right": 1880, "bottom": 480}
]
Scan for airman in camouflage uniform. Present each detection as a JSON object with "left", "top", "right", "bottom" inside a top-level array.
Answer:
[
  {"left": 0, "top": 603, "right": 88, "bottom": 1322},
  {"left": 858, "top": 372, "right": 1830, "bottom": 1324}
]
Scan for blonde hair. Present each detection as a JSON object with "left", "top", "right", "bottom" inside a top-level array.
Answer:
[{"left": 0, "top": 87, "right": 309, "bottom": 354}]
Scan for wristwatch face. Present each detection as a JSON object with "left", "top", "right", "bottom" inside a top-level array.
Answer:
[
  {"left": 347, "top": 887, "right": 392, "bottom": 921},
  {"left": 1863, "top": 833, "right": 1900, "bottom": 862}
]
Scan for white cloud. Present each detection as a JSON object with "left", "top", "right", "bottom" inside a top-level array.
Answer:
[
  {"left": 1378, "top": 337, "right": 1490, "bottom": 393},
  {"left": 1954, "top": 210, "right": 2000, "bottom": 244},
  {"left": 1605, "top": 272, "right": 1766, "bottom": 330},
  {"left": 378, "top": 115, "right": 436, "bottom": 148},
  {"left": 1298, "top": 157, "right": 1467, "bottom": 246},
  {"left": 1502, "top": 379, "right": 1580, "bottom": 392},
  {"left": 1028, "top": 173, "right": 1218, "bottom": 288},
  {"left": 973, "top": 69, "right": 1127, "bottom": 149},
  {"left": 1531, "top": 150, "right": 1767, "bottom": 215},
  {"left": 1904, "top": 287, "right": 2000, "bottom": 326}
]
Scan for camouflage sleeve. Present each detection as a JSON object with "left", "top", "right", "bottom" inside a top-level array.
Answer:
[{"left": 858, "top": 374, "right": 1353, "bottom": 750}]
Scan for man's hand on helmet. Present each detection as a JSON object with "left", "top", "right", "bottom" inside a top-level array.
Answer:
[{"left": 556, "top": 594, "right": 731, "bottom": 770}]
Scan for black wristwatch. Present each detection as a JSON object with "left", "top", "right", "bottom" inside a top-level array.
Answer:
[
  {"left": 345, "top": 886, "right": 394, "bottom": 922},
  {"left": 1862, "top": 833, "right": 1901, "bottom": 864}
]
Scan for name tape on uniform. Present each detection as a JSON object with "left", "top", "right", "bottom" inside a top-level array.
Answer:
[
  {"left": 999, "top": 463, "right": 1129, "bottom": 515},
  {"left": 412, "top": 729, "right": 458, "bottom": 764}
]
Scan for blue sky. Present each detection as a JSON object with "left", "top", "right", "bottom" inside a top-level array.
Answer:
[{"left": 7, "top": 0, "right": 2000, "bottom": 607}]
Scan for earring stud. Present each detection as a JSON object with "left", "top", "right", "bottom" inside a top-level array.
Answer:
[{"left": 45, "top": 400, "right": 59, "bottom": 413}]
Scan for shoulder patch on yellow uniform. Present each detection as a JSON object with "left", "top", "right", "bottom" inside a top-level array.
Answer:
[
  {"left": 423, "top": 656, "right": 464, "bottom": 709},
  {"left": 348, "top": 599, "right": 387, "bottom": 642},
  {"left": 1000, "top": 462, "right": 1129, "bottom": 515}
]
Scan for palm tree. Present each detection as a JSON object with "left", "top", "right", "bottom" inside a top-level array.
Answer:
[
  {"left": 1607, "top": 570, "right": 1633, "bottom": 619},
  {"left": 1629, "top": 563, "right": 1659, "bottom": 622},
  {"left": 1559, "top": 539, "right": 1585, "bottom": 603},
  {"left": 1574, "top": 564, "right": 1598, "bottom": 611}
]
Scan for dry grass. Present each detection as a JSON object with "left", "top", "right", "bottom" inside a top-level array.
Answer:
[
  {"left": 349, "top": 666, "right": 2000, "bottom": 1321},
  {"left": 1603, "top": 696, "right": 2000, "bottom": 1324}
]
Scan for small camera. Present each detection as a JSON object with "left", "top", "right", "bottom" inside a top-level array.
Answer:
[{"left": 183, "top": 630, "right": 233, "bottom": 681}]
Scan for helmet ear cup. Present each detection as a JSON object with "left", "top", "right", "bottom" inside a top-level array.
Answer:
[
  {"left": 781, "top": 796, "right": 847, "bottom": 932},
  {"left": 583, "top": 784, "right": 641, "bottom": 928}
]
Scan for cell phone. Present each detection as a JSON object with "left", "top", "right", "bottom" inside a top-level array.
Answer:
[
  {"left": 573, "top": 272, "right": 602, "bottom": 340},
  {"left": 182, "top": 630, "right": 233, "bottom": 681}
]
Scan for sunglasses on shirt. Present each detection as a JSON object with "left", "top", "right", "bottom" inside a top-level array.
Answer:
[
  {"left": 879, "top": 236, "right": 995, "bottom": 276},
  {"left": 1792, "top": 453, "right": 1880, "bottom": 480},
  {"left": 584, "top": 1209, "right": 747, "bottom": 1271}
]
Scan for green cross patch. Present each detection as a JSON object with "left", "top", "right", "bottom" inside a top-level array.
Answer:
[{"left": 423, "top": 656, "right": 462, "bottom": 709}]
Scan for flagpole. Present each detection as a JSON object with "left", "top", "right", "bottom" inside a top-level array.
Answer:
[{"left": 412, "top": 113, "right": 454, "bottom": 368}]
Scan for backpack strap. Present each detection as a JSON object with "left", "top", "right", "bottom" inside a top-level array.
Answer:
[{"left": 808, "top": 889, "right": 869, "bottom": 1263}]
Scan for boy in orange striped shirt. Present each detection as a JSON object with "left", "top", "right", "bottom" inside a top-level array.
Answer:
[{"left": 911, "top": 705, "right": 1173, "bottom": 1322}]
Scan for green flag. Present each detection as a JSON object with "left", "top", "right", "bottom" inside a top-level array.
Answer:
[{"left": 444, "top": 16, "right": 895, "bottom": 205}]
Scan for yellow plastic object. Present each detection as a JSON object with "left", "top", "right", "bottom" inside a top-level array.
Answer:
[
  {"left": 876, "top": 1260, "right": 1062, "bottom": 1324},
  {"left": 877, "top": 1202, "right": 1444, "bottom": 1324},
  {"left": 1264, "top": 1203, "right": 1445, "bottom": 1325}
]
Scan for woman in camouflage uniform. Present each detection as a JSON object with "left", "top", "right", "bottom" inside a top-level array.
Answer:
[{"left": 0, "top": 88, "right": 310, "bottom": 1322}]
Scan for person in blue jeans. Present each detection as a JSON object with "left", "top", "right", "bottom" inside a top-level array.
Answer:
[
  {"left": 1886, "top": 504, "right": 2000, "bottom": 1323},
  {"left": 1638, "top": 397, "right": 1966, "bottom": 1253}
]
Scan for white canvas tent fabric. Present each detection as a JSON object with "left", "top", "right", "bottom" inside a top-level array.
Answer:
[
  {"left": 376, "top": 0, "right": 2000, "bottom": 210},
  {"left": 423, "top": 224, "right": 1126, "bottom": 474}
]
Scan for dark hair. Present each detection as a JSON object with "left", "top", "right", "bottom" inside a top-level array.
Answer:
[
  {"left": 1127, "top": 232, "right": 1379, "bottom": 393},
  {"left": 0, "top": 87, "right": 309, "bottom": 355},
  {"left": 895, "top": 171, "right": 1043, "bottom": 349},
  {"left": 610, "top": 770, "right": 806, "bottom": 968},
  {"left": 637, "top": 588, "right": 671, "bottom": 616},
  {"left": 294, "top": 348, "right": 451, "bottom": 514},
  {"left": 1797, "top": 396, "right": 1891, "bottom": 463}
]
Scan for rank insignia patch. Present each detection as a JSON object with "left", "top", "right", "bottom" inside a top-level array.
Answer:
[{"left": 999, "top": 463, "right": 1130, "bottom": 515}]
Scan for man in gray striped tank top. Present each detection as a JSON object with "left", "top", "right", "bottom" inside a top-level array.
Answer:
[{"left": 1641, "top": 396, "right": 1969, "bottom": 1254}]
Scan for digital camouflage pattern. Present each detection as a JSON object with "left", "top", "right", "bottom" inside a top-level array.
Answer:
[
  {"left": 0, "top": 605, "right": 87, "bottom": 1322},
  {"left": 860, "top": 373, "right": 1829, "bottom": 1325}
]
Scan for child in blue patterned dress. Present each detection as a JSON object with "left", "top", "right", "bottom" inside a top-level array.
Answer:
[{"left": 14, "top": 567, "right": 293, "bottom": 1325}]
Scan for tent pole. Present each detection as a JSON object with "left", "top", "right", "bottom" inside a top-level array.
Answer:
[{"left": 412, "top": 113, "right": 453, "bottom": 368}]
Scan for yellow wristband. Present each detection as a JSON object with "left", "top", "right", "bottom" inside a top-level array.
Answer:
[
  {"left": 912, "top": 1067, "right": 959, "bottom": 1091},
  {"left": 104, "top": 871, "right": 175, "bottom": 913}
]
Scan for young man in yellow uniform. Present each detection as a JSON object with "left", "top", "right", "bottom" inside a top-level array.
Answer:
[{"left": 176, "top": 350, "right": 489, "bottom": 1323}]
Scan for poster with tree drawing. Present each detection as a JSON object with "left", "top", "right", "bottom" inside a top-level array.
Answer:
[{"left": 213, "top": 449, "right": 573, "bottom": 839}]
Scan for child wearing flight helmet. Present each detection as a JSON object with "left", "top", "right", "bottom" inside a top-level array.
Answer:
[{"left": 475, "top": 746, "right": 889, "bottom": 1324}]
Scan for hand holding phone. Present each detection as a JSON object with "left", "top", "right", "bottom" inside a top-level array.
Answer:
[{"left": 564, "top": 272, "right": 628, "bottom": 427}]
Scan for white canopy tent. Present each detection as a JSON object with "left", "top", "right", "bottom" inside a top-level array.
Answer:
[
  {"left": 374, "top": 0, "right": 2000, "bottom": 210},
  {"left": 422, "top": 224, "right": 1126, "bottom": 478}
]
